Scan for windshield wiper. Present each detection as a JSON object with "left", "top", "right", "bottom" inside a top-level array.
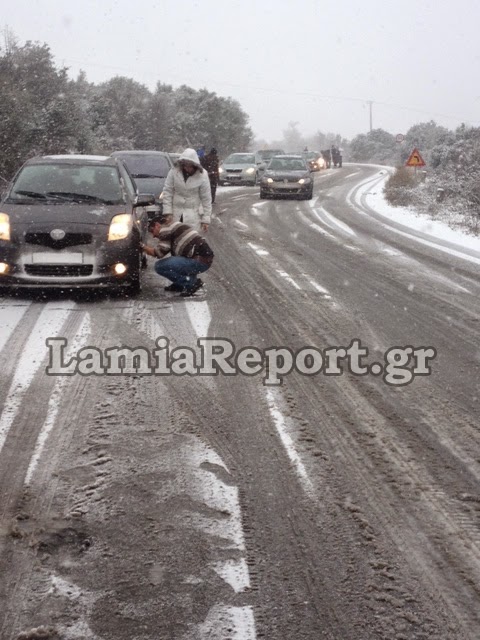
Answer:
[
  {"left": 132, "top": 173, "right": 163, "bottom": 179},
  {"left": 14, "top": 190, "right": 48, "bottom": 199},
  {"left": 46, "top": 192, "right": 109, "bottom": 204}
]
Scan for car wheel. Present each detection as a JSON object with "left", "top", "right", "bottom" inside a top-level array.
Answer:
[
  {"left": 259, "top": 190, "right": 268, "bottom": 199},
  {"left": 125, "top": 250, "right": 142, "bottom": 296},
  {"left": 305, "top": 189, "right": 313, "bottom": 200}
]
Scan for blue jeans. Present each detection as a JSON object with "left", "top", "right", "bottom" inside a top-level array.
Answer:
[{"left": 154, "top": 256, "right": 209, "bottom": 290}]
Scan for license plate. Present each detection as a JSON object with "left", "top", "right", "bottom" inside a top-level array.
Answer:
[{"left": 31, "top": 252, "right": 84, "bottom": 264}]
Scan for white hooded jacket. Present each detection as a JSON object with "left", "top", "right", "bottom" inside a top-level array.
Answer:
[{"left": 162, "top": 148, "right": 212, "bottom": 230}]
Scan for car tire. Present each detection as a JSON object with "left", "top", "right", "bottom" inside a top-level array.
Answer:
[
  {"left": 305, "top": 189, "right": 313, "bottom": 200},
  {"left": 125, "top": 250, "right": 142, "bottom": 296},
  {"left": 259, "top": 190, "right": 268, "bottom": 199}
]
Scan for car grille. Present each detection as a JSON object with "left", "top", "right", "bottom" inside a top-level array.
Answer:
[
  {"left": 24, "top": 232, "right": 93, "bottom": 249},
  {"left": 25, "top": 264, "right": 94, "bottom": 277},
  {"left": 226, "top": 169, "right": 242, "bottom": 174}
]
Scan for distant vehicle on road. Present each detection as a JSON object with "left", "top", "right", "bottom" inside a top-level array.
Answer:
[
  {"left": 218, "top": 152, "right": 265, "bottom": 186},
  {"left": 110, "top": 150, "right": 173, "bottom": 218},
  {"left": 303, "top": 151, "right": 325, "bottom": 172},
  {"left": 260, "top": 155, "right": 313, "bottom": 200},
  {"left": 0, "top": 154, "right": 154, "bottom": 294}
]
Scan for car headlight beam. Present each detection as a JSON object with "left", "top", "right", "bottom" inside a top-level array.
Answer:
[
  {"left": 0, "top": 213, "right": 11, "bottom": 241},
  {"left": 108, "top": 214, "right": 132, "bottom": 241},
  {"left": 245, "top": 167, "right": 255, "bottom": 174}
]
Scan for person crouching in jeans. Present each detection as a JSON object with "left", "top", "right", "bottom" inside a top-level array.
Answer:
[{"left": 140, "top": 214, "right": 214, "bottom": 297}]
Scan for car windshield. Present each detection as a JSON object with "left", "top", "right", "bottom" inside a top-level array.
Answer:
[
  {"left": 269, "top": 158, "right": 306, "bottom": 170},
  {"left": 7, "top": 164, "right": 124, "bottom": 204},
  {"left": 224, "top": 154, "right": 255, "bottom": 164},
  {"left": 116, "top": 155, "right": 171, "bottom": 178}
]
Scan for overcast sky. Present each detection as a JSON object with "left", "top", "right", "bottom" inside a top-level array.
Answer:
[{"left": 3, "top": 0, "right": 480, "bottom": 142}]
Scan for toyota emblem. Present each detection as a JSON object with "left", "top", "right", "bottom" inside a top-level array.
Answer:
[{"left": 50, "top": 229, "right": 66, "bottom": 240}]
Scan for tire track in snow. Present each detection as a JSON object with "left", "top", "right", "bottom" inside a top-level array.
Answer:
[
  {"left": 24, "top": 312, "right": 92, "bottom": 485},
  {"left": 0, "top": 302, "right": 73, "bottom": 455},
  {"left": 0, "top": 302, "right": 30, "bottom": 354}
]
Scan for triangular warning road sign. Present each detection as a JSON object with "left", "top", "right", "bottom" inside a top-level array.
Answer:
[{"left": 406, "top": 148, "right": 426, "bottom": 167}]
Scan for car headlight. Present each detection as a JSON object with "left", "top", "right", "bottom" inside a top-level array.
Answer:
[
  {"left": 298, "top": 178, "right": 312, "bottom": 184},
  {"left": 245, "top": 167, "right": 255, "bottom": 174},
  {"left": 108, "top": 214, "right": 132, "bottom": 241},
  {"left": 0, "top": 213, "right": 10, "bottom": 241},
  {"left": 219, "top": 167, "right": 224, "bottom": 174},
  {"left": 159, "top": 191, "right": 164, "bottom": 200},
  {"left": 266, "top": 177, "right": 274, "bottom": 184}
]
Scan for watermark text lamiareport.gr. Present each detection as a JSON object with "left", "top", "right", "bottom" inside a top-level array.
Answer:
[{"left": 46, "top": 338, "right": 436, "bottom": 387}]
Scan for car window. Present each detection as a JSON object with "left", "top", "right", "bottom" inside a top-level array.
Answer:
[
  {"left": 115, "top": 154, "right": 171, "bottom": 178},
  {"left": 117, "top": 162, "right": 137, "bottom": 199},
  {"left": 8, "top": 164, "right": 124, "bottom": 204}
]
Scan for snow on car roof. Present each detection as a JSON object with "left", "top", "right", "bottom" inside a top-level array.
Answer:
[{"left": 42, "top": 154, "right": 111, "bottom": 161}]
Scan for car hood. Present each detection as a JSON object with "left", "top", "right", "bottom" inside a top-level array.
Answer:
[
  {"left": 265, "top": 170, "right": 310, "bottom": 179},
  {"left": 2, "top": 202, "right": 126, "bottom": 227},
  {"left": 221, "top": 163, "right": 256, "bottom": 170}
]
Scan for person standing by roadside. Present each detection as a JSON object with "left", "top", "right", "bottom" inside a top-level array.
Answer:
[
  {"left": 162, "top": 148, "right": 211, "bottom": 233},
  {"left": 140, "top": 214, "right": 214, "bottom": 296},
  {"left": 201, "top": 147, "right": 220, "bottom": 203}
]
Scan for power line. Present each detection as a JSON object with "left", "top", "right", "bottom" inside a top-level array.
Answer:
[{"left": 61, "top": 57, "right": 479, "bottom": 127}]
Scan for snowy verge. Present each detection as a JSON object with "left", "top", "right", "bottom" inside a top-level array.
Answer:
[{"left": 357, "top": 168, "right": 480, "bottom": 255}]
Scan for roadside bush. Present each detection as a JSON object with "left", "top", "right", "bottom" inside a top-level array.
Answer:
[{"left": 383, "top": 167, "right": 418, "bottom": 206}]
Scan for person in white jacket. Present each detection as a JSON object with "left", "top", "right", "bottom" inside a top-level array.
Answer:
[{"left": 162, "top": 148, "right": 212, "bottom": 233}]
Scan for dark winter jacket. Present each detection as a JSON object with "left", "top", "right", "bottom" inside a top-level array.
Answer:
[{"left": 154, "top": 221, "right": 214, "bottom": 266}]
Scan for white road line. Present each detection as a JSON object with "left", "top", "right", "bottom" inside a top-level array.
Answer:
[
  {"left": 234, "top": 218, "right": 249, "bottom": 229},
  {"left": 199, "top": 605, "right": 256, "bottom": 640},
  {"left": 185, "top": 300, "right": 212, "bottom": 337},
  {"left": 314, "top": 206, "right": 356, "bottom": 237},
  {"left": 0, "top": 303, "right": 30, "bottom": 354},
  {"left": 24, "top": 313, "right": 91, "bottom": 485},
  {"left": 247, "top": 242, "right": 270, "bottom": 256},
  {"left": 310, "top": 222, "right": 336, "bottom": 239},
  {"left": 212, "top": 558, "right": 251, "bottom": 593},
  {"left": 276, "top": 270, "right": 301, "bottom": 289},
  {"left": 0, "top": 302, "right": 73, "bottom": 454},
  {"left": 303, "top": 276, "right": 331, "bottom": 297},
  {"left": 344, "top": 171, "right": 361, "bottom": 178},
  {"left": 266, "top": 388, "right": 314, "bottom": 496}
]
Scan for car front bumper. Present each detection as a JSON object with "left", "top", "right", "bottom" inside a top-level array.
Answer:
[
  {"left": 0, "top": 240, "right": 140, "bottom": 289},
  {"left": 261, "top": 181, "right": 312, "bottom": 196}
]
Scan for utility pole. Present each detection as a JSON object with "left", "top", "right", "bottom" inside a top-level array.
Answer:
[{"left": 367, "top": 101, "right": 373, "bottom": 132}]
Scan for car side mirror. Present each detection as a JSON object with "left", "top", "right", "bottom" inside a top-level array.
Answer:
[{"left": 134, "top": 193, "right": 156, "bottom": 206}]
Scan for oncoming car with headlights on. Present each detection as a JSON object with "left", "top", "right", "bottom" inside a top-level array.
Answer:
[
  {"left": 218, "top": 152, "right": 265, "bottom": 186},
  {"left": 260, "top": 155, "right": 314, "bottom": 199},
  {"left": 0, "top": 155, "right": 155, "bottom": 294}
]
